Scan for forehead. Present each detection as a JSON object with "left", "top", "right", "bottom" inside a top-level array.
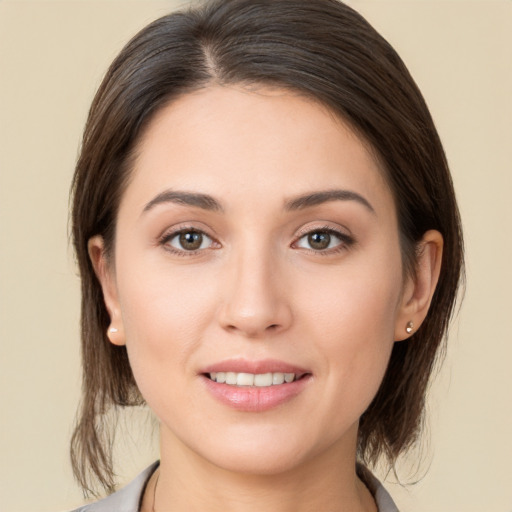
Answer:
[{"left": 121, "top": 85, "right": 394, "bottom": 216}]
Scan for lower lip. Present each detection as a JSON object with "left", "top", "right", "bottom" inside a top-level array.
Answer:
[{"left": 202, "top": 375, "right": 311, "bottom": 412}]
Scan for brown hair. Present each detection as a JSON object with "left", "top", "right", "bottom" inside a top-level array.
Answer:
[{"left": 70, "top": 0, "right": 464, "bottom": 496}]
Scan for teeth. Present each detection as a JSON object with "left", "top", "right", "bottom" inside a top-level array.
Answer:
[
  {"left": 208, "top": 371, "right": 297, "bottom": 386},
  {"left": 272, "top": 373, "right": 285, "bottom": 385},
  {"left": 254, "top": 373, "right": 272, "bottom": 387},
  {"left": 225, "top": 372, "right": 237, "bottom": 385},
  {"left": 237, "top": 372, "right": 255, "bottom": 386}
]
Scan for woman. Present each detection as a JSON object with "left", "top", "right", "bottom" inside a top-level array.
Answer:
[{"left": 70, "top": 0, "right": 464, "bottom": 510}]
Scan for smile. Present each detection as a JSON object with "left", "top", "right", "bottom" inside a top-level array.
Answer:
[
  {"left": 208, "top": 372, "right": 297, "bottom": 387},
  {"left": 202, "top": 361, "right": 311, "bottom": 412}
]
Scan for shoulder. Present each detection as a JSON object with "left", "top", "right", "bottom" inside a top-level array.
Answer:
[
  {"left": 357, "top": 464, "right": 400, "bottom": 512},
  {"left": 69, "top": 461, "right": 159, "bottom": 512}
]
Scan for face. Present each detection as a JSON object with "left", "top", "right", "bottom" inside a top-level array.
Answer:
[{"left": 94, "top": 86, "right": 416, "bottom": 476}]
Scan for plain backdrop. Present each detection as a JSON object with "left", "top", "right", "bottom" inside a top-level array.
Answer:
[{"left": 0, "top": 1, "right": 511, "bottom": 511}]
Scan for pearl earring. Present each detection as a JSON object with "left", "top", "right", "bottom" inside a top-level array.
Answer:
[
  {"left": 108, "top": 327, "right": 118, "bottom": 334},
  {"left": 405, "top": 321, "right": 414, "bottom": 334}
]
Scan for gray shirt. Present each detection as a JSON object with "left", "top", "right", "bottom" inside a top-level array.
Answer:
[{"left": 71, "top": 461, "right": 399, "bottom": 512}]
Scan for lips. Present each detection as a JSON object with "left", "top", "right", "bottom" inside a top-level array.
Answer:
[
  {"left": 200, "top": 359, "right": 311, "bottom": 412},
  {"left": 202, "top": 358, "right": 308, "bottom": 376}
]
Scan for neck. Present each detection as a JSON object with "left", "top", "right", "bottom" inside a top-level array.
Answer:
[{"left": 143, "top": 425, "right": 377, "bottom": 512}]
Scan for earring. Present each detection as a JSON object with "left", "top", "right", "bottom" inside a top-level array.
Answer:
[
  {"left": 108, "top": 327, "right": 119, "bottom": 334},
  {"left": 106, "top": 325, "right": 125, "bottom": 346},
  {"left": 405, "top": 321, "right": 414, "bottom": 334}
]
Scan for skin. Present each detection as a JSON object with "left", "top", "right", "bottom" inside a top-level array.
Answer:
[{"left": 90, "top": 85, "right": 442, "bottom": 512}]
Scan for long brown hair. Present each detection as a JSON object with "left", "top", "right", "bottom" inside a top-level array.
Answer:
[{"left": 71, "top": 0, "right": 464, "bottom": 496}]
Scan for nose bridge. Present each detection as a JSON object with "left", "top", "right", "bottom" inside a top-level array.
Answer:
[{"left": 219, "top": 238, "right": 291, "bottom": 337}]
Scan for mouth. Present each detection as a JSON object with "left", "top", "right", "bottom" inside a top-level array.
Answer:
[
  {"left": 200, "top": 360, "right": 311, "bottom": 412},
  {"left": 206, "top": 371, "right": 304, "bottom": 387}
]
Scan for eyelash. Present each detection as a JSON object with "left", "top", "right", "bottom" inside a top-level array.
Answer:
[
  {"left": 159, "top": 227, "right": 217, "bottom": 257},
  {"left": 292, "top": 226, "right": 355, "bottom": 255},
  {"left": 158, "top": 226, "right": 354, "bottom": 256}
]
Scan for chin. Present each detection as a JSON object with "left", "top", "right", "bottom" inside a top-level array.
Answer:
[
  {"left": 208, "top": 447, "right": 308, "bottom": 477},
  {"left": 183, "top": 423, "right": 345, "bottom": 477}
]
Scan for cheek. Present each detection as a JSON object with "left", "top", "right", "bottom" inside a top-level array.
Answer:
[
  {"left": 301, "top": 254, "right": 402, "bottom": 410},
  {"left": 304, "top": 250, "right": 403, "bottom": 339},
  {"left": 115, "top": 262, "right": 218, "bottom": 400}
]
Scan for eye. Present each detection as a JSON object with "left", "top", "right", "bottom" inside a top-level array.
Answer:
[
  {"left": 165, "top": 229, "right": 214, "bottom": 252},
  {"left": 295, "top": 229, "right": 351, "bottom": 252}
]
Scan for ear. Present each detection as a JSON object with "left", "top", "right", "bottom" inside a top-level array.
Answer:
[
  {"left": 88, "top": 235, "right": 126, "bottom": 346},
  {"left": 394, "top": 230, "right": 443, "bottom": 341}
]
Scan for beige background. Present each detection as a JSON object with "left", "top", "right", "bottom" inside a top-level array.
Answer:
[{"left": 0, "top": 1, "right": 511, "bottom": 511}]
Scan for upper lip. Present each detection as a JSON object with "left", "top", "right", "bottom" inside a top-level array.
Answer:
[{"left": 201, "top": 358, "right": 310, "bottom": 377}]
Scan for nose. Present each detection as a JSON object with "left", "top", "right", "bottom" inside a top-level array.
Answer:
[{"left": 217, "top": 247, "right": 293, "bottom": 338}]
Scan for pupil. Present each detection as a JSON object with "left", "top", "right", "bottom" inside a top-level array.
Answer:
[
  {"left": 308, "top": 232, "right": 330, "bottom": 250},
  {"left": 179, "top": 231, "right": 202, "bottom": 250}
]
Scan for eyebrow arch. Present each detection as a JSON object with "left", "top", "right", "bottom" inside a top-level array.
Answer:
[
  {"left": 142, "top": 190, "right": 224, "bottom": 214},
  {"left": 284, "top": 189, "right": 375, "bottom": 214}
]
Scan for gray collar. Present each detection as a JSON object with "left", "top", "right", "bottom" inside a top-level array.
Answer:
[{"left": 70, "top": 461, "right": 159, "bottom": 512}]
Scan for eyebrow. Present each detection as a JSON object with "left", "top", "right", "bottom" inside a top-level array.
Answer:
[
  {"left": 142, "top": 190, "right": 224, "bottom": 214},
  {"left": 142, "top": 188, "right": 374, "bottom": 216},
  {"left": 284, "top": 189, "right": 375, "bottom": 214}
]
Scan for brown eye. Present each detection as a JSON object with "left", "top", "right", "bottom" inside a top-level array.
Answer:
[
  {"left": 167, "top": 230, "right": 212, "bottom": 251},
  {"left": 307, "top": 232, "right": 331, "bottom": 250},
  {"left": 179, "top": 231, "right": 203, "bottom": 250},
  {"left": 295, "top": 229, "right": 350, "bottom": 252}
]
